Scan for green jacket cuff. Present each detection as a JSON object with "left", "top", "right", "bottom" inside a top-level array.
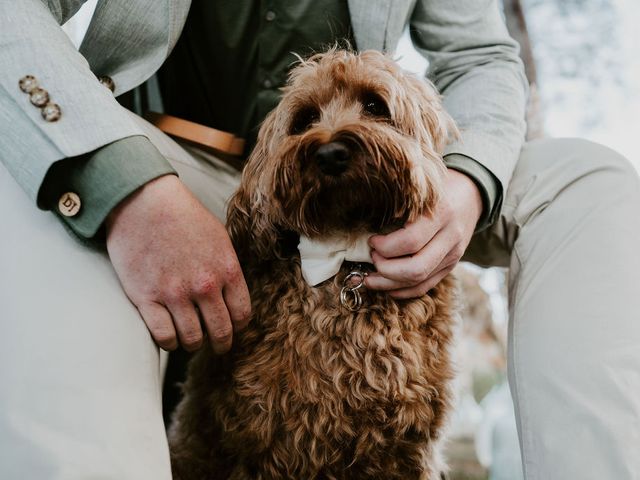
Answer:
[
  {"left": 444, "top": 153, "right": 502, "bottom": 232},
  {"left": 38, "top": 135, "right": 176, "bottom": 238}
]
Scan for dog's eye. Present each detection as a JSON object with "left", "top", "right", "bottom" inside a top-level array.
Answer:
[
  {"left": 290, "top": 107, "right": 320, "bottom": 135},
  {"left": 361, "top": 93, "right": 390, "bottom": 119}
]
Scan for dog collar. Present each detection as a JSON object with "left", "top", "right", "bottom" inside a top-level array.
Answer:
[{"left": 297, "top": 234, "right": 373, "bottom": 286}]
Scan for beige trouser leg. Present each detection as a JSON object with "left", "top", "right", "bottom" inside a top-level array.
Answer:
[
  {"left": 465, "top": 138, "right": 640, "bottom": 479},
  {"left": 0, "top": 114, "right": 239, "bottom": 480}
]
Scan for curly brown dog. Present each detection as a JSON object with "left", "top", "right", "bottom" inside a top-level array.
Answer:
[{"left": 169, "top": 49, "right": 458, "bottom": 480}]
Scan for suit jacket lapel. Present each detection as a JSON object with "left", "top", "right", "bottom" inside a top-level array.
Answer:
[{"left": 348, "top": 0, "right": 391, "bottom": 51}]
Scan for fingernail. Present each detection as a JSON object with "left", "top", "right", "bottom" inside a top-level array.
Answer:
[{"left": 363, "top": 274, "right": 377, "bottom": 288}]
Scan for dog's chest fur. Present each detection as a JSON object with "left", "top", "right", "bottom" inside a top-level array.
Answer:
[{"left": 170, "top": 258, "right": 456, "bottom": 480}]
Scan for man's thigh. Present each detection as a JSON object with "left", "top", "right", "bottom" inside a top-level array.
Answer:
[
  {"left": 0, "top": 158, "right": 172, "bottom": 478},
  {"left": 0, "top": 116, "right": 240, "bottom": 479}
]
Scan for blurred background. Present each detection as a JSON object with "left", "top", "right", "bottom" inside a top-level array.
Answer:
[{"left": 64, "top": 1, "right": 639, "bottom": 479}]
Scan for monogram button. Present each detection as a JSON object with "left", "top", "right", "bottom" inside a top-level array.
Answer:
[
  {"left": 41, "top": 102, "right": 62, "bottom": 122},
  {"left": 29, "top": 87, "right": 50, "bottom": 107},
  {"left": 58, "top": 192, "right": 81, "bottom": 217},
  {"left": 19, "top": 75, "right": 39, "bottom": 93}
]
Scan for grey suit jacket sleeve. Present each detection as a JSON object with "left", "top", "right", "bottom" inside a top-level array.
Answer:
[
  {"left": 410, "top": 0, "right": 529, "bottom": 211},
  {"left": 39, "top": 136, "right": 176, "bottom": 237},
  {"left": 0, "top": 0, "right": 152, "bottom": 203}
]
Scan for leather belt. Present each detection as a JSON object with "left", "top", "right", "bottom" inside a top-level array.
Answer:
[{"left": 145, "top": 111, "right": 246, "bottom": 159}]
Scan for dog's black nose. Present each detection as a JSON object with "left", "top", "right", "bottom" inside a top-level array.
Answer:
[{"left": 314, "top": 142, "right": 350, "bottom": 176}]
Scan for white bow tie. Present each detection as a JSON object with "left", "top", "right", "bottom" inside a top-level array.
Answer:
[{"left": 297, "top": 234, "right": 374, "bottom": 286}]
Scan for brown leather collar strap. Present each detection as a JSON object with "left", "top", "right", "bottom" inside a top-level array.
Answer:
[{"left": 145, "top": 112, "right": 246, "bottom": 157}]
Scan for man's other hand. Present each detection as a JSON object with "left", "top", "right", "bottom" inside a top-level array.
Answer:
[
  {"left": 105, "top": 175, "right": 251, "bottom": 353},
  {"left": 365, "top": 169, "right": 483, "bottom": 298}
]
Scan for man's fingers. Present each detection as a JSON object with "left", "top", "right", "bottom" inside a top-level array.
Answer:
[
  {"left": 222, "top": 275, "right": 252, "bottom": 332},
  {"left": 168, "top": 302, "right": 204, "bottom": 352},
  {"left": 368, "top": 216, "right": 441, "bottom": 258},
  {"left": 388, "top": 264, "right": 453, "bottom": 300},
  {"left": 368, "top": 232, "right": 449, "bottom": 285},
  {"left": 138, "top": 302, "right": 178, "bottom": 351},
  {"left": 197, "top": 294, "right": 234, "bottom": 355},
  {"left": 364, "top": 272, "right": 412, "bottom": 291}
]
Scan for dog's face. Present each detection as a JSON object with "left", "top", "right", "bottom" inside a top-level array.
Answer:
[{"left": 228, "top": 50, "right": 456, "bottom": 258}]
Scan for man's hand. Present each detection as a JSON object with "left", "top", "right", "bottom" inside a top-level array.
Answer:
[
  {"left": 105, "top": 175, "right": 251, "bottom": 353},
  {"left": 365, "top": 169, "right": 483, "bottom": 299}
]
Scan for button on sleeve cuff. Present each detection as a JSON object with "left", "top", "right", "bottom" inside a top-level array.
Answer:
[
  {"left": 443, "top": 153, "right": 503, "bottom": 232},
  {"left": 38, "top": 135, "right": 177, "bottom": 238}
]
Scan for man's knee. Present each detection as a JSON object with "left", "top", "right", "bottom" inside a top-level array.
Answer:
[
  {"left": 566, "top": 136, "right": 634, "bottom": 171},
  {"left": 464, "top": 138, "right": 638, "bottom": 267},
  {"left": 512, "top": 137, "right": 639, "bottom": 219},
  {"left": 522, "top": 138, "right": 637, "bottom": 188}
]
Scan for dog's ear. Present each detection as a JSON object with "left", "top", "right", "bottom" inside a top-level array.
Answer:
[
  {"left": 392, "top": 72, "right": 457, "bottom": 217},
  {"left": 226, "top": 183, "right": 255, "bottom": 262},
  {"left": 402, "top": 74, "right": 458, "bottom": 156},
  {"left": 226, "top": 111, "right": 283, "bottom": 263}
]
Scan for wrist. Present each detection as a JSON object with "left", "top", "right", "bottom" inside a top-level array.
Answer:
[
  {"left": 445, "top": 168, "right": 483, "bottom": 225},
  {"left": 106, "top": 174, "right": 179, "bottom": 232}
]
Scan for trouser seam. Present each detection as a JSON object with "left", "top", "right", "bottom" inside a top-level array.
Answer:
[{"left": 510, "top": 239, "right": 534, "bottom": 480}]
